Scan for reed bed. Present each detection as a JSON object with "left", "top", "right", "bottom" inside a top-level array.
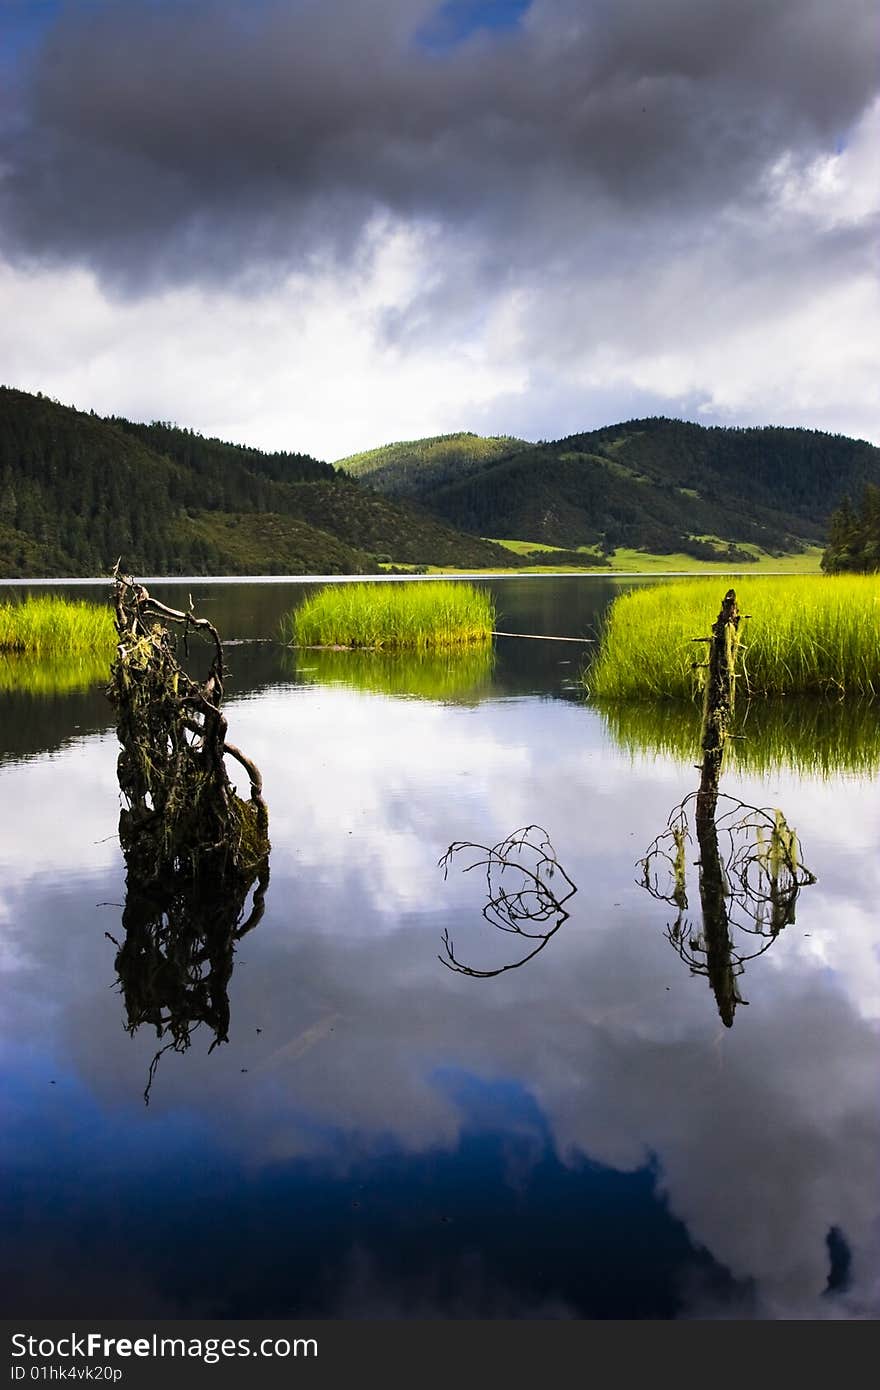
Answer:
[
  {"left": 0, "top": 595, "right": 115, "bottom": 657},
  {"left": 587, "top": 575, "right": 880, "bottom": 700},
  {"left": 598, "top": 696, "right": 880, "bottom": 778},
  {"left": 286, "top": 581, "right": 495, "bottom": 650},
  {"left": 288, "top": 644, "right": 494, "bottom": 703}
]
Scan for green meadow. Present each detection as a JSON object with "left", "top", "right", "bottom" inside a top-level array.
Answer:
[
  {"left": 598, "top": 545, "right": 823, "bottom": 575},
  {"left": 286, "top": 581, "right": 495, "bottom": 650},
  {"left": 401, "top": 544, "right": 823, "bottom": 576},
  {"left": 587, "top": 575, "right": 880, "bottom": 700}
]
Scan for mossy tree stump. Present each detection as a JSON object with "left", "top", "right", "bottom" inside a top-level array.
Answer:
[
  {"left": 107, "top": 570, "right": 268, "bottom": 880},
  {"left": 696, "top": 587, "right": 741, "bottom": 829},
  {"left": 106, "top": 570, "right": 270, "bottom": 1100}
]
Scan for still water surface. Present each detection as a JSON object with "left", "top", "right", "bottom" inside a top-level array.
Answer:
[{"left": 1, "top": 577, "right": 877, "bottom": 1318}]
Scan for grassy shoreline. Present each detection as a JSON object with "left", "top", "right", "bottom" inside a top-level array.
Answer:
[
  {"left": 378, "top": 545, "right": 824, "bottom": 576},
  {"left": 1, "top": 543, "right": 824, "bottom": 586},
  {"left": 587, "top": 575, "right": 880, "bottom": 700}
]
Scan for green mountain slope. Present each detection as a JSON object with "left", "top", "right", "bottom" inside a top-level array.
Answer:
[
  {"left": 417, "top": 419, "right": 880, "bottom": 557},
  {"left": 336, "top": 431, "right": 530, "bottom": 498},
  {"left": 275, "top": 479, "right": 522, "bottom": 569},
  {"left": 5, "top": 393, "right": 871, "bottom": 577},
  {"left": 0, "top": 389, "right": 525, "bottom": 577},
  {"left": 109, "top": 417, "right": 335, "bottom": 488}
]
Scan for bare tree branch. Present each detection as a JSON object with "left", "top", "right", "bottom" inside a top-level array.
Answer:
[{"left": 438, "top": 825, "right": 576, "bottom": 977}]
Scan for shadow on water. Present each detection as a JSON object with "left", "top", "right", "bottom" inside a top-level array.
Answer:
[{"left": 438, "top": 825, "right": 576, "bottom": 977}]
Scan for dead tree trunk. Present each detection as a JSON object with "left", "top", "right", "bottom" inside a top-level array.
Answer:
[
  {"left": 693, "top": 588, "right": 742, "bottom": 1025},
  {"left": 106, "top": 568, "right": 271, "bottom": 1102},
  {"left": 696, "top": 587, "right": 741, "bottom": 832},
  {"left": 107, "top": 568, "right": 269, "bottom": 877},
  {"left": 693, "top": 807, "right": 740, "bottom": 1027}
]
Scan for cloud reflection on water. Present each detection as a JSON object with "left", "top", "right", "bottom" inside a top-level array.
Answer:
[{"left": 0, "top": 680, "right": 878, "bottom": 1318}]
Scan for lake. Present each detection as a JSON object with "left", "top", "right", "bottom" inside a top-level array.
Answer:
[{"left": 1, "top": 576, "right": 877, "bottom": 1319}]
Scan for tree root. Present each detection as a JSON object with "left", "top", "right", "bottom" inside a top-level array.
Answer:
[{"left": 106, "top": 567, "right": 271, "bottom": 1101}]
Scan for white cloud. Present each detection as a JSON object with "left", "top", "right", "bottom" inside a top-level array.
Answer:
[
  {"left": 0, "top": 219, "right": 527, "bottom": 459},
  {"left": 2, "top": 102, "right": 879, "bottom": 455},
  {"left": 1, "top": 0, "right": 878, "bottom": 453}
]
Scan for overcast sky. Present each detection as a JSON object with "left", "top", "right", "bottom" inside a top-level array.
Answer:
[{"left": 1, "top": 0, "right": 878, "bottom": 459}]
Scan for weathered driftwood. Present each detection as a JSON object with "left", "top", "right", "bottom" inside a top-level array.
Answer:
[
  {"left": 107, "top": 569, "right": 268, "bottom": 877},
  {"left": 693, "top": 589, "right": 743, "bottom": 1022},
  {"left": 695, "top": 587, "right": 741, "bottom": 830},
  {"left": 106, "top": 569, "right": 270, "bottom": 1101}
]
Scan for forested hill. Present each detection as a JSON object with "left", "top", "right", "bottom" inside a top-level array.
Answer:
[
  {"left": 413, "top": 418, "right": 880, "bottom": 555},
  {"left": 0, "top": 389, "right": 525, "bottom": 577},
  {"left": 336, "top": 432, "right": 530, "bottom": 498},
  {"left": 108, "top": 417, "right": 335, "bottom": 487},
  {"left": 822, "top": 485, "right": 880, "bottom": 572},
  {"left": 5, "top": 391, "right": 876, "bottom": 576}
]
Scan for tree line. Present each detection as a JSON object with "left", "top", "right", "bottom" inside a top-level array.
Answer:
[{"left": 822, "top": 485, "right": 880, "bottom": 572}]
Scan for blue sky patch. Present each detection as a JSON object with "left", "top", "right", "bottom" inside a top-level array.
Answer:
[
  {"left": 417, "top": 0, "right": 532, "bottom": 53},
  {"left": 2, "top": 0, "right": 60, "bottom": 74}
]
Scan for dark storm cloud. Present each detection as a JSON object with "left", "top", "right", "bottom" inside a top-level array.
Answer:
[{"left": 0, "top": 0, "right": 877, "bottom": 289}]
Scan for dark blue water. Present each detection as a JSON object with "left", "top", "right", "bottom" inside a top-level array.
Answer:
[{"left": 1, "top": 578, "right": 877, "bottom": 1319}]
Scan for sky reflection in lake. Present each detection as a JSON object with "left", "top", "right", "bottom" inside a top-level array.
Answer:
[{"left": 0, "top": 579, "right": 878, "bottom": 1319}]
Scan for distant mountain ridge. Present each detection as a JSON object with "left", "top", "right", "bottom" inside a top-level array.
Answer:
[
  {"left": 0, "top": 389, "right": 528, "bottom": 577},
  {"left": 373, "top": 418, "right": 880, "bottom": 558},
  {"left": 3, "top": 389, "right": 876, "bottom": 577}
]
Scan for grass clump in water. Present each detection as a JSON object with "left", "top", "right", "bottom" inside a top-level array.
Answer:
[
  {"left": 286, "top": 581, "right": 495, "bottom": 650},
  {"left": 587, "top": 575, "right": 880, "bottom": 700},
  {"left": 0, "top": 595, "right": 115, "bottom": 657}
]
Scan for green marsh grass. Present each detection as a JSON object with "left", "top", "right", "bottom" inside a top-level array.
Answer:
[
  {"left": 599, "top": 697, "right": 880, "bottom": 778},
  {"left": 288, "top": 644, "right": 494, "bottom": 703},
  {"left": 0, "top": 595, "right": 115, "bottom": 657},
  {"left": 587, "top": 575, "right": 880, "bottom": 700},
  {"left": 286, "top": 581, "right": 495, "bottom": 650}
]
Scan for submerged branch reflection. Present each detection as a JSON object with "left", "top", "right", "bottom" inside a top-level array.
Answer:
[
  {"left": 640, "top": 792, "right": 816, "bottom": 1027},
  {"left": 439, "top": 825, "right": 576, "bottom": 977}
]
